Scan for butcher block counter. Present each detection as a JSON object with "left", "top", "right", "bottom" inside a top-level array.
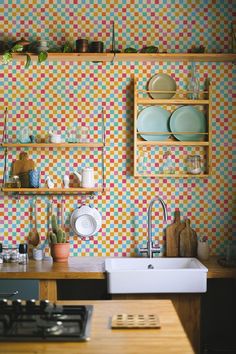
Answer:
[
  {"left": 0, "top": 299, "right": 194, "bottom": 354},
  {"left": 0, "top": 256, "right": 235, "bottom": 301}
]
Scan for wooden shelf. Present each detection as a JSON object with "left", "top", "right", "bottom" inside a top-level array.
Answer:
[
  {"left": 1, "top": 142, "right": 104, "bottom": 148},
  {"left": 136, "top": 98, "right": 210, "bottom": 105},
  {"left": 10, "top": 52, "right": 236, "bottom": 63},
  {"left": 115, "top": 53, "right": 236, "bottom": 63},
  {"left": 136, "top": 140, "right": 209, "bottom": 146},
  {"left": 134, "top": 173, "right": 210, "bottom": 178},
  {"left": 1, "top": 187, "right": 103, "bottom": 194}
]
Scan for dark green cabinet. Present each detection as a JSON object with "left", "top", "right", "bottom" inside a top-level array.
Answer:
[{"left": 0, "top": 279, "right": 39, "bottom": 300}]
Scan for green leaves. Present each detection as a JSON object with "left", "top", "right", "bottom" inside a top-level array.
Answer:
[
  {"left": 11, "top": 44, "right": 24, "bottom": 53},
  {"left": 1, "top": 42, "right": 48, "bottom": 69},
  {"left": 2, "top": 51, "right": 13, "bottom": 64},
  {"left": 38, "top": 51, "right": 48, "bottom": 64},
  {"left": 25, "top": 54, "right": 31, "bottom": 69}
]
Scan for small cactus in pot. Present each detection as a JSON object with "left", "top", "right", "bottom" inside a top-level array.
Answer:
[
  {"left": 48, "top": 214, "right": 67, "bottom": 244},
  {"left": 49, "top": 214, "right": 70, "bottom": 262}
]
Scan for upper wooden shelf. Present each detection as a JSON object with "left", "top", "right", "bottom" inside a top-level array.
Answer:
[
  {"left": 1, "top": 142, "right": 104, "bottom": 148},
  {"left": 1, "top": 187, "right": 103, "bottom": 194},
  {"left": 11, "top": 52, "right": 236, "bottom": 63}
]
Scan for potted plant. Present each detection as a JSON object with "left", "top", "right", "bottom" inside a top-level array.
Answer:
[
  {"left": 48, "top": 214, "right": 70, "bottom": 262},
  {"left": 1, "top": 39, "right": 48, "bottom": 68}
]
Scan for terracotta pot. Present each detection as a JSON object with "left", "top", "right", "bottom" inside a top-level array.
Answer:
[{"left": 50, "top": 243, "right": 70, "bottom": 262}]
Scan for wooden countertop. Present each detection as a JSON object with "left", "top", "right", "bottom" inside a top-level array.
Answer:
[
  {"left": 0, "top": 256, "right": 106, "bottom": 279},
  {"left": 0, "top": 299, "right": 194, "bottom": 354},
  {"left": 0, "top": 256, "right": 235, "bottom": 280}
]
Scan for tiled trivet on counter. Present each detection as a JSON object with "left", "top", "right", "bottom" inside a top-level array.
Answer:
[{"left": 111, "top": 313, "right": 161, "bottom": 329}]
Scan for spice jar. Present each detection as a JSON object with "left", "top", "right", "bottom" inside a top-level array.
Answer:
[{"left": 18, "top": 243, "right": 28, "bottom": 265}]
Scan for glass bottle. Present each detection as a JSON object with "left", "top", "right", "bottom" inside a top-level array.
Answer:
[
  {"left": 188, "top": 62, "right": 200, "bottom": 99},
  {"left": 18, "top": 243, "right": 28, "bottom": 265},
  {"left": 0, "top": 244, "right": 3, "bottom": 264},
  {"left": 161, "top": 151, "right": 175, "bottom": 174}
]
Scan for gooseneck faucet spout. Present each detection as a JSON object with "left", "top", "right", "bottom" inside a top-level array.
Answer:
[{"left": 140, "top": 197, "right": 168, "bottom": 258}]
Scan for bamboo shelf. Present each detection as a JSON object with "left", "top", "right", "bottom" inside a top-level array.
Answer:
[{"left": 10, "top": 52, "right": 236, "bottom": 63}]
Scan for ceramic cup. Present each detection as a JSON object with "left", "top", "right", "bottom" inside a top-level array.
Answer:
[
  {"left": 81, "top": 167, "right": 95, "bottom": 188},
  {"left": 33, "top": 248, "right": 44, "bottom": 261},
  {"left": 29, "top": 169, "right": 40, "bottom": 188},
  {"left": 197, "top": 241, "right": 209, "bottom": 261}
]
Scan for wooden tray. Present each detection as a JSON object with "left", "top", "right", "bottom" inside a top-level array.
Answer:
[{"left": 111, "top": 313, "right": 161, "bottom": 329}]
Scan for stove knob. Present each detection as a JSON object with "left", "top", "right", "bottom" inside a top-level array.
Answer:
[
  {"left": 12, "top": 299, "right": 22, "bottom": 313},
  {"left": 0, "top": 299, "right": 8, "bottom": 312},
  {"left": 40, "top": 300, "right": 50, "bottom": 312},
  {"left": 26, "top": 299, "right": 36, "bottom": 312}
]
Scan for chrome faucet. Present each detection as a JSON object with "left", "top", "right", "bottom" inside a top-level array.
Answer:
[{"left": 140, "top": 197, "right": 168, "bottom": 258}]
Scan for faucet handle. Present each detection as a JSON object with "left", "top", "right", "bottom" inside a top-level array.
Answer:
[{"left": 139, "top": 246, "right": 148, "bottom": 256}]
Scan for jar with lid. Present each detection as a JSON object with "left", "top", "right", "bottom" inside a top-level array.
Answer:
[{"left": 18, "top": 243, "right": 28, "bottom": 265}]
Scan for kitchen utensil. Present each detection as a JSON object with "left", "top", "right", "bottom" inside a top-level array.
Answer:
[
  {"left": 70, "top": 205, "right": 102, "bottom": 238},
  {"left": 179, "top": 219, "right": 197, "bottom": 257},
  {"left": 147, "top": 73, "right": 176, "bottom": 99},
  {"left": 111, "top": 313, "right": 161, "bottom": 329},
  {"left": 29, "top": 200, "right": 40, "bottom": 247},
  {"left": 169, "top": 106, "right": 206, "bottom": 141},
  {"left": 165, "top": 209, "right": 185, "bottom": 257},
  {"left": 137, "top": 106, "right": 171, "bottom": 141},
  {"left": 61, "top": 199, "right": 65, "bottom": 229}
]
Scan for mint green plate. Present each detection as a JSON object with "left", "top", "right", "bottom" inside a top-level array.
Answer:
[
  {"left": 137, "top": 106, "right": 171, "bottom": 141},
  {"left": 169, "top": 106, "right": 206, "bottom": 141}
]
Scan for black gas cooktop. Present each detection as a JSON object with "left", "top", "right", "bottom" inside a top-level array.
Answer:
[{"left": 0, "top": 299, "right": 93, "bottom": 342}]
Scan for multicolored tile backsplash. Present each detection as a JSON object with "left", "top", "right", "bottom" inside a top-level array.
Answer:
[{"left": 0, "top": 0, "right": 235, "bottom": 257}]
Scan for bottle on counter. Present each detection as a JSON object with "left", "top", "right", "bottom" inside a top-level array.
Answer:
[
  {"left": 18, "top": 243, "right": 28, "bottom": 265},
  {"left": 0, "top": 244, "right": 3, "bottom": 264}
]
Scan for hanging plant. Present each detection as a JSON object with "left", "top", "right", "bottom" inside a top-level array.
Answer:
[{"left": 1, "top": 39, "right": 48, "bottom": 68}]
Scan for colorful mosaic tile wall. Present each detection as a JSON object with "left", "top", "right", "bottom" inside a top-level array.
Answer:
[{"left": 0, "top": 0, "right": 235, "bottom": 257}]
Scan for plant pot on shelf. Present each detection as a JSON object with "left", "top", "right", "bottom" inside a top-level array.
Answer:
[{"left": 50, "top": 242, "right": 70, "bottom": 262}]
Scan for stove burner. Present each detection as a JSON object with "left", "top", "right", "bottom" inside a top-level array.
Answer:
[{"left": 0, "top": 300, "right": 93, "bottom": 342}]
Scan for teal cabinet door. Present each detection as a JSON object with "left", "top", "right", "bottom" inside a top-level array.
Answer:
[{"left": 0, "top": 280, "right": 39, "bottom": 300}]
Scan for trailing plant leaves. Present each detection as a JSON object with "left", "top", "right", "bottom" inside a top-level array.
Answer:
[
  {"left": 11, "top": 44, "right": 23, "bottom": 53},
  {"left": 25, "top": 53, "right": 31, "bottom": 69},
  {"left": 2, "top": 51, "right": 12, "bottom": 64},
  {"left": 38, "top": 51, "right": 48, "bottom": 64}
]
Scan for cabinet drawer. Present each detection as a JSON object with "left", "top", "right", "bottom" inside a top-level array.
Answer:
[{"left": 0, "top": 279, "right": 39, "bottom": 300}]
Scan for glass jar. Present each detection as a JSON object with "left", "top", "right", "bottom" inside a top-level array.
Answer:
[
  {"left": 0, "top": 244, "right": 3, "bottom": 264},
  {"left": 18, "top": 243, "right": 28, "bottom": 265},
  {"left": 186, "top": 155, "right": 202, "bottom": 174},
  {"left": 188, "top": 62, "right": 200, "bottom": 99}
]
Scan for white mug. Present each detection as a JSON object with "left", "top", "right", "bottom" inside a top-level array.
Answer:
[{"left": 81, "top": 167, "right": 95, "bottom": 188}]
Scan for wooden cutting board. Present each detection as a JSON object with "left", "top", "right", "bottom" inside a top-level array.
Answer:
[
  {"left": 12, "top": 151, "right": 35, "bottom": 176},
  {"left": 179, "top": 219, "right": 197, "bottom": 257},
  {"left": 165, "top": 209, "right": 185, "bottom": 257}
]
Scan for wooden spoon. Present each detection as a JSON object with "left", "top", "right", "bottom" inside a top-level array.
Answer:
[{"left": 29, "top": 200, "right": 40, "bottom": 247}]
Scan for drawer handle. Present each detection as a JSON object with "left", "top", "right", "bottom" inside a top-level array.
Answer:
[{"left": 0, "top": 290, "right": 19, "bottom": 298}]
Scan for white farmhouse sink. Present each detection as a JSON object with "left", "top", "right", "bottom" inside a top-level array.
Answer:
[{"left": 105, "top": 258, "right": 208, "bottom": 294}]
